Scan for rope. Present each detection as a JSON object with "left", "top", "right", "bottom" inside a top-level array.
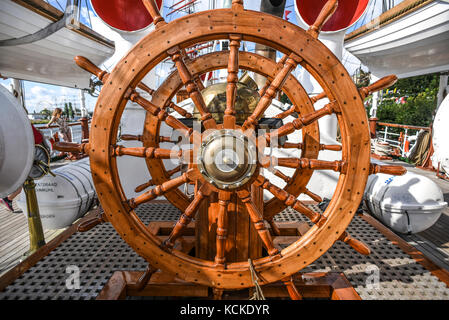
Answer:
[{"left": 248, "top": 259, "right": 265, "bottom": 300}]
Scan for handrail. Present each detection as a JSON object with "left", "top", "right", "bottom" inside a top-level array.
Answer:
[
  {"left": 377, "top": 122, "right": 430, "bottom": 131},
  {"left": 35, "top": 119, "right": 91, "bottom": 130}
]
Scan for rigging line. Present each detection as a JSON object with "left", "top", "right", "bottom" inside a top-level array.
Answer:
[
  {"left": 354, "top": 0, "right": 371, "bottom": 31},
  {"left": 370, "top": 0, "right": 378, "bottom": 22},
  {"left": 359, "top": 0, "right": 376, "bottom": 31},
  {"left": 54, "top": 0, "right": 65, "bottom": 11},
  {"left": 84, "top": 0, "right": 92, "bottom": 28}
]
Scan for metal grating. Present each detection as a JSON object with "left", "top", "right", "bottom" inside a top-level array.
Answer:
[
  {"left": 1, "top": 203, "right": 448, "bottom": 300},
  {"left": 277, "top": 206, "right": 449, "bottom": 300}
]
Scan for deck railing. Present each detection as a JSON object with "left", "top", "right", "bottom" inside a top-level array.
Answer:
[
  {"left": 35, "top": 118, "right": 90, "bottom": 156},
  {"left": 375, "top": 121, "right": 430, "bottom": 157}
]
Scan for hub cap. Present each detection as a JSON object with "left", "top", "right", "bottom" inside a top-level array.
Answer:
[{"left": 197, "top": 129, "right": 257, "bottom": 189}]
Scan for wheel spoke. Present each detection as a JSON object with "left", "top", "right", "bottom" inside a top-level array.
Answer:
[
  {"left": 259, "top": 55, "right": 289, "bottom": 97},
  {"left": 310, "top": 91, "right": 327, "bottom": 104},
  {"left": 128, "top": 170, "right": 192, "bottom": 209},
  {"left": 359, "top": 75, "right": 398, "bottom": 99},
  {"left": 231, "top": 0, "right": 244, "bottom": 10},
  {"left": 120, "top": 134, "right": 143, "bottom": 142},
  {"left": 74, "top": 56, "right": 108, "bottom": 81},
  {"left": 237, "top": 189, "right": 279, "bottom": 257},
  {"left": 124, "top": 88, "right": 190, "bottom": 138},
  {"left": 168, "top": 46, "right": 216, "bottom": 129},
  {"left": 312, "top": 75, "right": 398, "bottom": 104},
  {"left": 256, "top": 176, "right": 325, "bottom": 224},
  {"left": 181, "top": 49, "right": 206, "bottom": 90},
  {"left": 369, "top": 163, "right": 406, "bottom": 176},
  {"left": 53, "top": 142, "right": 89, "bottom": 154},
  {"left": 303, "top": 188, "right": 323, "bottom": 203},
  {"left": 266, "top": 217, "right": 281, "bottom": 236},
  {"left": 163, "top": 184, "right": 211, "bottom": 248},
  {"left": 307, "top": 0, "right": 338, "bottom": 39},
  {"left": 193, "top": 75, "right": 205, "bottom": 91},
  {"left": 282, "top": 276, "right": 303, "bottom": 300},
  {"left": 135, "top": 165, "right": 182, "bottom": 193},
  {"left": 281, "top": 142, "right": 342, "bottom": 151},
  {"left": 266, "top": 102, "right": 336, "bottom": 142},
  {"left": 224, "top": 34, "right": 242, "bottom": 129},
  {"left": 113, "top": 146, "right": 184, "bottom": 160},
  {"left": 159, "top": 136, "right": 182, "bottom": 144},
  {"left": 136, "top": 82, "right": 155, "bottom": 95},
  {"left": 274, "top": 105, "right": 297, "bottom": 119},
  {"left": 215, "top": 191, "right": 231, "bottom": 266},
  {"left": 242, "top": 53, "right": 302, "bottom": 131},
  {"left": 142, "top": 0, "right": 166, "bottom": 27},
  {"left": 338, "top": 231, "right": 371, "bottom": 255},
  {"left": 273, "top": 157, "right": 347, "bottom": 173},
  {"left": 74, "top": 56, "right": 153, "bottom": 95},
  {"left": 166, "top": 101, "right": 193, "bottom": 118},
  {"left": 125, "top": 88, "right": 160, "bottom": 115},
  {"left": 164, "top": 115, "right": 194, "bottom": 141},
  {"left": 74, "top": 55, "right": 193, "bottom": 139},
  {"left": 272, "top": 168, "right": 291, "bottom": 183}
]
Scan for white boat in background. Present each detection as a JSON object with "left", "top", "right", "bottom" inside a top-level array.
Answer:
[
  {"left": 344, "top": 0, "right": 449, "bottom": 79},
  {"left": 0, "top": 0, "right": 114, "bottom": 89}
]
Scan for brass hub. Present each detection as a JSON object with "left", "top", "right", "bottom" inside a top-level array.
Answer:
[{"left": 197, "top": 129, "right": 257, "bottom": 189}]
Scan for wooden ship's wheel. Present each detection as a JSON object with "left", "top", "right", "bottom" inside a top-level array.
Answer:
[{"left": 59, "top": 0, "right": 405, "bottom": 298}]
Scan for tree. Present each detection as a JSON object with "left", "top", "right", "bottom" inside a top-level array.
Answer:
[
  {"left": 374, "top": 73, "right": 439, "bottom": 127},
  {"left": 40, "top": 108, "right": 52, "bottom": 119},
  {"left": 64, "top": 103, "right": 69, "bottom": 117},
  {"left": 68, "top": 102, "right": 74, "bottom": 119}
]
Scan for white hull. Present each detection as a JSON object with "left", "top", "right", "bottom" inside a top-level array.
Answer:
[
  {"left": 432, "top": 94, "right": 449, "bottom": 175},
  {"left": 345, "top": 0, "right": 449, "bottom": 79}
]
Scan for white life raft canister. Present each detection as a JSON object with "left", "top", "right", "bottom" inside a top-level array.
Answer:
[
  {"left": 364, "top": 171, "right": 447, "bottom": 234},
  {"left": 17, "top": 158, "right": 96, "bottom": 230}
]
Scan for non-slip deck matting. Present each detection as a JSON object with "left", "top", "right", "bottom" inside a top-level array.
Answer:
[{"left": 1, "top": 203, "right": 448, "bottom": 300}]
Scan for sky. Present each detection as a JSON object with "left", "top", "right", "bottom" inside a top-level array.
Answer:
[{"left": 0, "top": 0, "right": 391, "bottom": 114}]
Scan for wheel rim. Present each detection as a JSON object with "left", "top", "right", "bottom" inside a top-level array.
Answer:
[{"left": 89, "top": 8, "right": 370, "bottom": 289}]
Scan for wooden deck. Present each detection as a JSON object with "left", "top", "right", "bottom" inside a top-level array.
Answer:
[
  {"left": 0, "top": 200, "right": 65, "bottom": 278},
  {"left": 378, "top": 159, "right": 449, "bottom": 272}
]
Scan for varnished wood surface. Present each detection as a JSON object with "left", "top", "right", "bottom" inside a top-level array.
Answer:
[
  {"left": 88, "top": 5, "right": 373, "bottom": 289},
  {"left": 97, "top": 270, "right": 360, "bottom": 300},
  {"left": 144, "top": 50, "right": 319, "bottom": 215}
]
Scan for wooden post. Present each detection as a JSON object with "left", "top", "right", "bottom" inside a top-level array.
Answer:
[
  {"left": 80, "top": 117, "right": 89, "bottom": 141},
  {"left": 368, "top": 117, "right": 378, "bottom": 139},
  {"left": 197, "top": 185, "right": 263, "bottom": 262}
]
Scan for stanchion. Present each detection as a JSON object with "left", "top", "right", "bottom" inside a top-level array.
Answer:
[{"left": 23, "top": 178, "right": 46, "bottom": 254}]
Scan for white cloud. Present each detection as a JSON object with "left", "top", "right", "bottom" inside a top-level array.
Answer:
[
  {"left": 30, "top": 86, "right": 55, "bottom": 96},
  {"left": 60, "top": 87, "right": 79, "bottom": 95}
]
